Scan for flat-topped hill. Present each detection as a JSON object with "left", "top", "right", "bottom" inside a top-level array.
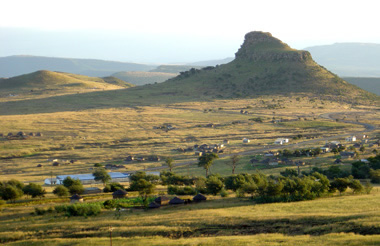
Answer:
[{"left": 155, "top": 31, "right": 376, "bottom": 102}]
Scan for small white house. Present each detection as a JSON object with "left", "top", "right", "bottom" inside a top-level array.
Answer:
[
  {"left": 274, "top": 138, "right": 289, "bottom": 145},
  {"left": 345, "top": 136, "right": 356, "bottom": 142},
  {"left": 243, "top": 138, "right": 250, "bottom": 143}
]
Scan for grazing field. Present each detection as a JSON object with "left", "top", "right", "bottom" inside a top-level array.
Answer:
[
  {"left": 0, "top": 92, "right": 379, "bottom": 246},
  {"left": 1, "top": 189, "right": 380, "bottom": 245},
  {"left": 1, "top": 96, "right": 376, "bottom": 183}
]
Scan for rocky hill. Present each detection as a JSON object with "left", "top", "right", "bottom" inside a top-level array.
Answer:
[{"left": 152, "top": 31, "right": 377, "bottom": 102}]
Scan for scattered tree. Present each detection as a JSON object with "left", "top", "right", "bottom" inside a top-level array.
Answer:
[
  {"left": 165, "top": 157, "right": 174, "bottom": 172},
  {"left": 93, "top": 168, "right": 111, "bottom": 186},
  {"left": 227, "top": 154, "right": 240, "bottom": 174},
  {"left": 206, "top": 176, "right": 224, "bottom": 195},
  {"left": 69, "top": 184, "right": 84, "bottom": 195},
  {"left": 198, "top": 153, "right": 219, "bottom": 177},
  {"left": 131, "top": 179, "right": 155, "bottom": 203},
  {"left": 23, "top": 183, "right": 46, "bottom": 199},
  {"left": 53, "top": 185, "right": 69, "bottom": 197},
  {"left": 1, "top": 185, "right": 23, "bottom": 202}
]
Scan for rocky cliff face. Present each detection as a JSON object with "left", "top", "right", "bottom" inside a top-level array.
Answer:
[{"left": 235, "top": 31, "right": 312, "bottom": 62}]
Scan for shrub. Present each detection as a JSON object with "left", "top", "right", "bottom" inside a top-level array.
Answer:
[
  {"left": 55, "top": 203, "right": 101, "bottom": 217},
  {"left": 220, "top": 189, "right": 229, "bottom": 197},
  {"left": 103, "top": 199, "right": 118, "bottom": 209},
  {"left": 206, "top": 176, "right": 224, "bottom": 195},
  {"left": 53, "top": 185, "right": 69, "bottom": 197},
  {"left": 23, "top": 183, "right": 46, "bottom": 198},
  {"left": 103, "top": 182, "right": 125, "bottom": 193},
  {"left": 370, "top": 169, "right": 380, "bottom": 183},
  {"left": 69, "top": 184, "right": 84, "bottom": 195},
  {"left": 167, "top": 185, "right": 196, "bottom": 195}
]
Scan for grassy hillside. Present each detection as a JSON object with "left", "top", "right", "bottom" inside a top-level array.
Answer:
[
  {"left": 1, "top": 190, "right": 379, "bottom": 245},
  {"left": 156, "top": 32, "right": 377, "bottom": 103},
  {"left": 0, "top": 32, "right": 378, "bottom": 115},
  {"left": 0, "top": 70, "right": 133, "bottom": 101},
  {"left": 0, "top": 55, "right": 155, "bottom": 78},
  {"left": 343, "top": 77, "right": 380, "bottom": 96},
  {"left": 112, "top": 71, "right": 177, "bottom": 85}
]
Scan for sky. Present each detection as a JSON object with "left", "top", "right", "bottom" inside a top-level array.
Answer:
[{"left": 1, "top": 0, "right": 379, "bottom": 63}]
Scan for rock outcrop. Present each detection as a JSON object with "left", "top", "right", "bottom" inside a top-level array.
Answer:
[{"left": 235, "top": 31, "right": 312, "bottom": 62}]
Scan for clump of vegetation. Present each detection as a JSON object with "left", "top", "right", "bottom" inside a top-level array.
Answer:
[
  {"left": 62, "top": 177, "right": 85, "bottom": 195},
  {"left": 55, "top": 203, "right": 102, "bottom": 217}
]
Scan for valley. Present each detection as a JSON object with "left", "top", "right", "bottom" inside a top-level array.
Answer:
[{"left": 0, "top": 31, "right": 379, "bottom": 246}]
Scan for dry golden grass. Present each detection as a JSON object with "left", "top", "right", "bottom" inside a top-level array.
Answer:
[{"left": 0, "top": 96, "right": 378, "bottom": 182}]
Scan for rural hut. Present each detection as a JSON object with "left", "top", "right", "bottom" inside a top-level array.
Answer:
[
  {"left": 36, "top": 164, "right": 43, "bottom": 167},
  {"left": 29, "top": 132, "right": 35, "bottom": 136},
  {"left": 169, "top": 196, "right": 185, "bottom": 205},
  {"left": 154, "top": 196, "right": 170, "bottom": 206},
  {"left": 36, "top": 132, "right": 43, "bottom": 137},
  {"left": 193, "top": 193, "right": 207, "bottom": 202},
  {"left": 112, "top": 189, "right": 128, "bottom": 199},
  {"left": 70, "top": 194, "right": 84, "bottom": 203},
  {"left": 148, "top": 202, "right": 161, "bottom": 209}
]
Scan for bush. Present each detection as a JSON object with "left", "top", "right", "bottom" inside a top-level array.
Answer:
[
  {"left": 69, "top": 184, "right": 84, "bottom": 195},
  {"left": 55, "top": 203, "right": 101, "bottom": 217},
  {"left": 220, "top": 189, "right": 229, "bottom": 197},
  {"left": 34, "top": 207, "right": 53, "bottom": 215},
  {"left": 23, "top": 183, "right": 46, "bottom": 198},
  {"left": 103, "top": 199, "right": 118, "bottom": 209},
  {"left": 167, "top": 185, "right": 196, "bottom": 195},
  {"left": 53, "top": 185, "right": 69, "bottom": 197},
  {"left": 103, "top": 182, "right": 125, "bottom": 193},
  {"left": 206, "top": 176, "right": 224, "bottom": 195},
  {"left": 370, "top": 169, "right": 380, "bottom": 183}
]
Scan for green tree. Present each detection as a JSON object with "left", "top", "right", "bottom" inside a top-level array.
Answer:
[
  {"left": 93, "top": 168, "right": 111, "bottom": 186},
  {"left": 69, "top": 184, "right": 84, "bottom": 195},
  {"left": 331, "top": 177, "right": 350, "bottom": 195},
  {"left": 62, "top": 177, "right": 81, "bottom": 188},
  {"left": 206, "top": 176, "right": 224, "bottom": 195},
  {"left": 349, "top": 179, "right": 363, "bottom": 194},
  {"left": 6, "top": 179, "right": 24, "bottom": 190},
  {"left": 359, "top": 146, "right": 366, "bottom": 153},
  {"left": 53, "top": 185, "right": 69, "bottom": 197},
  {"left": 103, "top": 182, "right": 125, "bottom": 193},
  {"left": 1, "top": 185, "right": 23, "bottom": 202},
  {"left": 165, "top": 157, "right": 174, "bottom": 172},
  {"left": 240, "top": 181, "right": 258, "bottom": 198},
  {"left": 23, "top": 183, "right": 46, "bottom": 199},
  {"left": 227, "top": 154, "right": 240, "bottom": 174},
  {"left": 280, "top": 168, "right": 298, "bottom": 177},
  {"left": 198, "top": 153, "right": 219, "bottom": 177},
  {"left": 130, "top": 179, "right": 155, "bottom": 203},
  {"left": 351, "top": 161, "right": 371, "bottom": 179},
  {"left": 370, "top": 169, "right": 380, "bottom": 183}
]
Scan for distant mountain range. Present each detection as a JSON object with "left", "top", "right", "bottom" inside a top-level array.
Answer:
[
  {"left": 0, "top": 32, "right": 377, "bottom": 115},
  {"left": 304, "top": 43, "right": 380, "bottom": 77},
  {"left": 0, "top": 55, "right": 155, "bottom": 78}
]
